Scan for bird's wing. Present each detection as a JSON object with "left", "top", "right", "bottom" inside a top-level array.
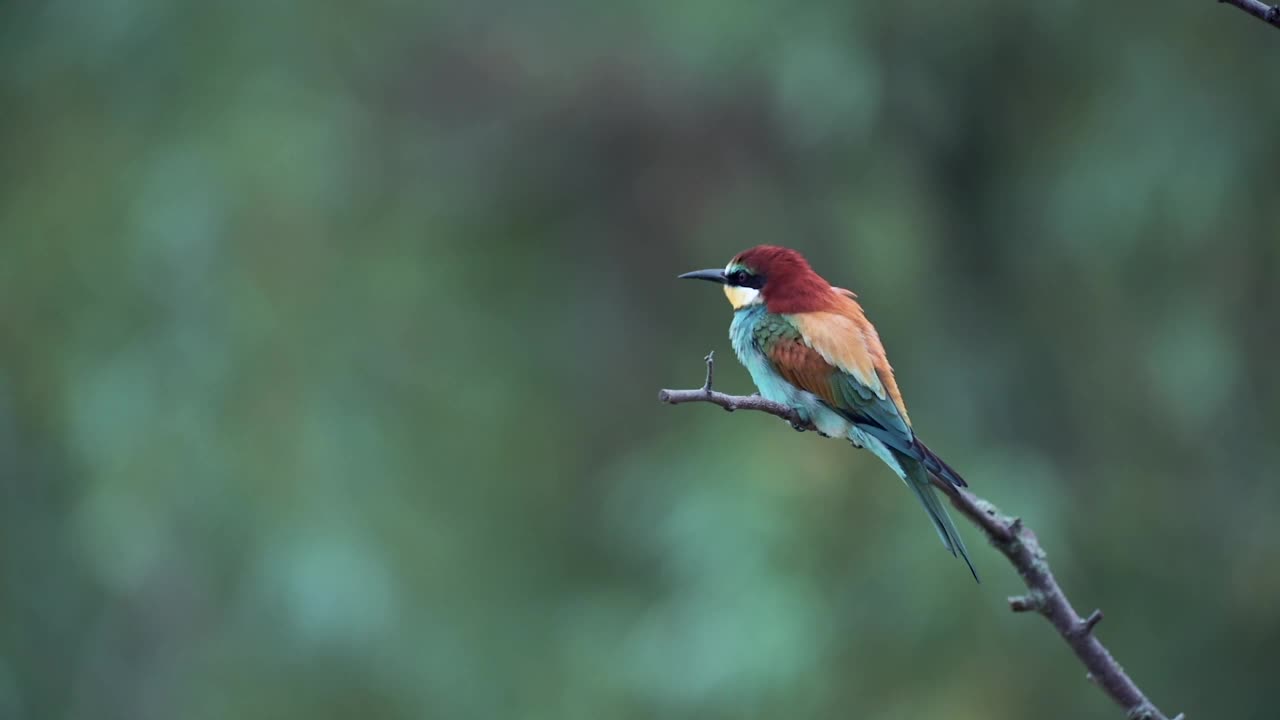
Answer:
[
  {"left": 756, "top": 312, "right": 913, "bottom": 448},
  {"left": 754, "top": 311, "right": 967, "bottom": 488}
]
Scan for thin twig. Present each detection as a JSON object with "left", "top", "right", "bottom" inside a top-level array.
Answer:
[
  {"left": 1079, "top": 609, "right": 1105, "bottom": 636},
  {"left": 1218, "top": 0, "right": 1280, "bottom": 29},
  {"left": 1008, "top": 594, "right": 1041, "bottom": 613},
  {"left": 659, "top": 354, "right": 1182, "bottom": 720}
]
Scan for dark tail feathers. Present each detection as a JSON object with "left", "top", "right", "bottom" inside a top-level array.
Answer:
[{"left": 913, "top": 437, "right": 967, "bottom": 488}]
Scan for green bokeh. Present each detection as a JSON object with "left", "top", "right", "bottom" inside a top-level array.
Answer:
[{"left": 2, "top": 2, "right": 1277, "bottom": 718}]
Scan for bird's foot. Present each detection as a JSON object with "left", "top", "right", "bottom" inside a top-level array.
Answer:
[{"left": 788, "top": 406, "right": 811, "bottom": 433}]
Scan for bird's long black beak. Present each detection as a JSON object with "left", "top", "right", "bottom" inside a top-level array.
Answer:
[{"left": 678, "top": 268, "right": 727, "bottom": 284}]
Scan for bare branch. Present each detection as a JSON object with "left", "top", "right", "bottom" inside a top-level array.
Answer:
[
  {"left": 660, "top": 354, "right": 1182, "bottom": 720},
  {"left": 1219, "top": 0, "right": 1280, "bottom": 29}
]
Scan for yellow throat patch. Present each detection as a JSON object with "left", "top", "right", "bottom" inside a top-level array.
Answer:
[{"left": 723, "top": 285, "right": 761, "bottom": 309}]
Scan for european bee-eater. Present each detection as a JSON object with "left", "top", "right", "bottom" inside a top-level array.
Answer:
[{"left": 680, "top": 245, "right": 977, "bottom": 580}]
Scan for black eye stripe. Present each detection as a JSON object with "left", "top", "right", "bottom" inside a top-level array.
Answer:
[{"left": 732, "top": 271, "right": 765, "bottom": 289}]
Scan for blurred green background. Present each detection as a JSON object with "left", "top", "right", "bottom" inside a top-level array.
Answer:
[{"left": 3, "top": 2, "right": 1278, "bottom": 718}]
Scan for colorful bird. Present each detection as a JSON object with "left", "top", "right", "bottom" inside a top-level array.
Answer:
[{"left": 680, "top": 245, "right": 977, "bottom": 580}]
